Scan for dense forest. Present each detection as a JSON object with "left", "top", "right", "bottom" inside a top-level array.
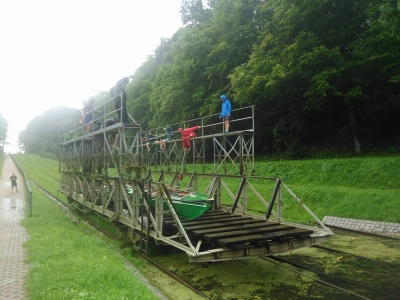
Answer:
[{"left": 18, "top": 0, "right": 400, "bottom": 158}]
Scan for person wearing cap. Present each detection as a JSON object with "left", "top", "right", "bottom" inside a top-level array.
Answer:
[
  {"left": 219, "top": 94, "right": 232, "bottom": 134},
  {"left": 178, "top": 126, "right": 201, "bottom": 152}
]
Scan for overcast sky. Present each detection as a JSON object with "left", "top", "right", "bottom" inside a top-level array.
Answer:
[{"left": 0, "top": 0, "right": 183, "bottom": 153}]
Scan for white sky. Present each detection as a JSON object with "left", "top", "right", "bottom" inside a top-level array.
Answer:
[{"left": 0, "top": 0, "right": 183, "bottom": 153}]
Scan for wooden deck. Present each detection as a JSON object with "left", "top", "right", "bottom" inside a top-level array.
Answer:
[{"left": 163, "top": 210, "right": 313, "bottom": 250}]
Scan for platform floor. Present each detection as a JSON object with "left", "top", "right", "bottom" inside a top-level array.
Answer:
[
  {"left": 0, "top": 153, "right": 29, "bottom": 300},
  {"left": 163, "top": 210, "right": 313, "bottom": 250}
]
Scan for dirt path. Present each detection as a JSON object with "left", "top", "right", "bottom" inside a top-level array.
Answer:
[{"left": 0, "top": 153, "right": 29, "bottom": 300}]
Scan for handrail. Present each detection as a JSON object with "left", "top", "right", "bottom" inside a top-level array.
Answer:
[
  {"left": 58, "top": 93, "right": 138, "bottom": 143},
  {"left": 143, "top": 105, "right": 254, "bottom": 141},
  {"left": 58, "top": 96, "right": 254, "bottom": 146},
  {"left": 10, "top": 154, "right": 33, "bottom": 216}
]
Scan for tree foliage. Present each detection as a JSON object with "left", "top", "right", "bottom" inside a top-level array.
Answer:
[
  {"left": 19, "top": 107, "right": 79, "bottom": 154},
  {"left": 229, "top": 0, "right": 400, "bottom": 155},
  {"left": 21, "top": 0, "right": 400, "bottom": 157}
]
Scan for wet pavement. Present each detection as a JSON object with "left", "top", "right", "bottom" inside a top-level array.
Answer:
[{"left": 0, "top": 153, "right": 29, "bottom": 300}]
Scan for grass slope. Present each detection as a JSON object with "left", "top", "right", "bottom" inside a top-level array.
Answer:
[
  {"left": 13, "top": 154, "right": 159, "bottom": 300},
  {"left": 14, "top": 154, "right": 400, "bottom": 223},
  {"left": 258, "top": 157, "right": 400, "bottom": 222},
  {"left": 11, "top": 153, "right": 400, "bottom": 299}
]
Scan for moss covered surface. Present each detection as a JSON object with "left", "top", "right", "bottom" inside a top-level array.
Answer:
[{"left": 145, "top": 230, "right": 400, "bottom": 299}]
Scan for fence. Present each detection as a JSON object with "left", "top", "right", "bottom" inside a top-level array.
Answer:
[{"left": 10, "top": 154, "right": 33, "bottom": 216}]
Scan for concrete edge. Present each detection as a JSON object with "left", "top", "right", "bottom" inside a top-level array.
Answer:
[{"left": 323, "top": 216, "right": 400, "bottom": 238}]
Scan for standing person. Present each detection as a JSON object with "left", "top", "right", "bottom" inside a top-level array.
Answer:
[
  {"left": 110, "top": 77, "right": 129, "bottom": 124},
  {"left": 10, "top": 172, "right": 18, "bottom": 192},
  {"left": 178, "top": 126, "right": 201, "bottom": 152},
  {"left": 219, "top": 94, "right": 232, "bottom": 134},
  {"left": 82, "top": 98, "right": 95, "bottom": 133}
]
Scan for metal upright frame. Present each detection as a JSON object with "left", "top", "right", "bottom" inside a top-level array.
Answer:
[{"left": 59, "top": 101, "right": 332, "bottom": 262}]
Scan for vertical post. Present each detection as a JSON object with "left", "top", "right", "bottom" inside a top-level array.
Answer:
[
  {"left": 155, "top": 182, "right": 163, "bottom": 233},
  {"left": 113, "top": 178, "right": 122, "bottom": 220},
  {"left": 28, "top": 186, "right": 32, "bottom": 217},
  {"left": 192, "top": 175, "right": 198, "bottom": 192},
  {"left": 242, "top": 179, "right": 247, "bottom": 214},
  {"left": 277, "top": 183, "right": 282, "bottom": 221},
  {"left": 201, "top": 119, "right": 205, "bottom": 174},
  {"left": 213, "top": 137, "right": 216, "bottom": 174},
  {"left": 251, "top": 105, "right": 255, "bottom": 131},
  {"left": 215, "top": 176, "right": 221, "bottom": 210},
  {"left": 201, "top": 138, "right": 205, "bottom": 174},
  {"left": 223, "top": 137, "right": 227, "bottom": 174},
  {"left": 239, "top": 133, "right": 243, "bottom": 176}
]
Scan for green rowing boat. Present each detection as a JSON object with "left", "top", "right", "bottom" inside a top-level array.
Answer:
[{"left": 127, "top": 188, "right": 213, "bottom": 219}]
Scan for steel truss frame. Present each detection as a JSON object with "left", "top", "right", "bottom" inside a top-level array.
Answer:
[
  {"left": 59, "top": 104, "right": 331, "bottom": 262},
  {"left": 59, "top": 169, "right": 332, "bottom": 262},
  {"left": 138, "top": 132, "right": 255, "bottom": 176}
]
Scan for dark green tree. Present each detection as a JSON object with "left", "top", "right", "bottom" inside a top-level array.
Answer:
[{"left": 230, "top": 0, "right": 400, "bottom": 155}]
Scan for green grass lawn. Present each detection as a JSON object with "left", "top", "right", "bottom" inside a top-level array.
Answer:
[
  {"left": 12, "top": 154, "right": 159, "bottom": 300},
  {"left": 255, "top": 156, "right": 400, "bottom": 222},
  {"left": 10, "top": 153, "right": 400, "bottom": 299},
  {"left": 14, "top": 153, "right": 400, "bottom": 223}
]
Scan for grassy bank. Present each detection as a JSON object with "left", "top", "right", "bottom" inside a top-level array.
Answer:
[
  {"left": 14, "top": 153, "right": 400, "bottom": 223},
  {"left": 21, "top": 186, "right": 159, "bottom": 300},
  {"left": 11, "top": 153, "right": 400, "bottom": 299},
  {"left": 11, "top": 154, "right": 160, "bottom": 300},
  {"left": 257, "top": 156, "right": 400, "bottom": 222}
]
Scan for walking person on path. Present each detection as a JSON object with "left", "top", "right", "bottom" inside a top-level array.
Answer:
[
  {"left": 219, "top": 94, "right": 232, "bottom": 134},
  {"left": 10, "top": 172, "right": 18, "bottom": 192}
]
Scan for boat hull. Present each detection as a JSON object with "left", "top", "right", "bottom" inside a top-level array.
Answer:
[{"left": 127, "top": 189, "right": 213, "bottom": 219}]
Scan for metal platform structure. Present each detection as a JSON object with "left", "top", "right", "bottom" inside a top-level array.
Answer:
[{"left": 58, "top": 93, "right": 332, "bottom": 262}]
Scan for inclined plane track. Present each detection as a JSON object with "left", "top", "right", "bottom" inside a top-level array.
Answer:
[{"left": 263, "top": 253, "right": 399, "bottom": 300}]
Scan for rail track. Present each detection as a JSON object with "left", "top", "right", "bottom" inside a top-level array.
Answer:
[
  {"left": 29, "top": 180, "right": 400, "bottom": 299},
  {"left": 263, "top": 253, "right": 400, "bottom": 300}
]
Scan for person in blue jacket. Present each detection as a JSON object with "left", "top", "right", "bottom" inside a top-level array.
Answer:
[{"left": 219, "top": 94, "right": 232, "bottom": 134}]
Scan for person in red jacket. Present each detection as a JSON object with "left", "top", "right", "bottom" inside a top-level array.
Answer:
[{"left": 178, "top": 126, "right": 201, "bottom": 152}]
